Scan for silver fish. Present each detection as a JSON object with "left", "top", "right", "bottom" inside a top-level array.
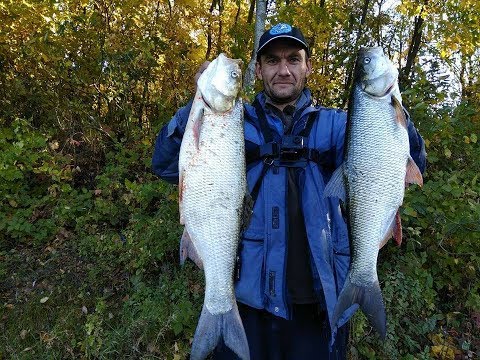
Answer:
[
  {"left": 324, "top": 47, "right": 423, "bottom": 339},
  {"left": 178, "top": 53, "right": 250, "bottom": 360}
]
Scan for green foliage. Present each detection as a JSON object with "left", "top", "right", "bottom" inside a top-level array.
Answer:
[
  {"left": 0, "top": 118, "right": 69, "bottom": 244},
  {"left": 0, "top": 128, "right": 202, "bottom": 358},
  {"left": 1, "top": 0, "right": 479, "bottom": 358}
]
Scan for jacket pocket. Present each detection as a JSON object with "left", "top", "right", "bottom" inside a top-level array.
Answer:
[
  {"left": 235, "top": 237, "right": 265, "bottom": 309},
  {"left": 332, "top": 213, "right": 350, "bottom": 293}
]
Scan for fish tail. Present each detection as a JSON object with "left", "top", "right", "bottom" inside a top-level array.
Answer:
[
  {"left": 190, "top": 302, "right": 250, "bottom": 360},
  {"left": 333, "top": 276, "right": 387, "bottom": 340}
]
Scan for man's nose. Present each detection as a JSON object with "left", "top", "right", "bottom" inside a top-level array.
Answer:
[{"left": 278, "top": 61, "right": 291, "bottom": 76}]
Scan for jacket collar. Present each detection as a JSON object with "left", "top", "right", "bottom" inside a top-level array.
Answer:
[{"left": 254, "top": 88, "right": 313, "bottom": 115}]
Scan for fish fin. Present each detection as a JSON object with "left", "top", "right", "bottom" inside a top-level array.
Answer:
[
  {"left": 324, "top": 165, "right": 346, "bottom": 202},
  {"left": 405, "top": 156, "right": 423, "bottom": 187},
  {"left": 190, "top": 303, "right": 250, "bottom": 360},
  {"left": 393, "top": 211, "right": 403, "bottom": 246},
  {"left": 184, "top": 91, "right": 205, "bottom": 151},
  {"left": 333, "top": 276, "right": 386, "bottom": 340},
  {"left": 391, "top": 96, "right": 407, "bottom": 129},
  {"left": 190, "top": 305, "right": 222, "bottom": 360},
  {"left": 378, "top": 210, "right": 403, "bottom": 249},
  {"left": 222, "top": 301, "right": 250, "bottom": 360},
  {"left": 179, "top": 169, "right": 185, "bottom": 224},
  {"left": 192, "top": 109, "right": 204, "bottom": 150},
  {"left": 179, "top": 228, "right": 203, "bottom": 269},
  {"left": 379, "top": 210, "right": 403, "bottom": 248},
  {"left": 240, "top": 192, "right": 254, "bottom": 234}
]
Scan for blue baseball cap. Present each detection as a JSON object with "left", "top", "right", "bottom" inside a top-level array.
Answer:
[{"left": 257, "top": 23, "right": 310, "bottom": 58}]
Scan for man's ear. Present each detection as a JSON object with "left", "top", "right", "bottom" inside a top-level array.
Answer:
[
  {"left": 306, "top": 57, "right": 312, "bottom": 77},
  {"left": 255, "top": 61, "right": 263, "bottom": 80}
]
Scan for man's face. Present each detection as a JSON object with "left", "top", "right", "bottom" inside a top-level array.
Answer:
[{"left": 255, "top": 39, "right": 312, "bottom": 106}]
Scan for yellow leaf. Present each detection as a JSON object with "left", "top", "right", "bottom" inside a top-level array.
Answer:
[
  {"left": 444, "top": 148, "right": 451, "bottom": 158},
  {"left": 430, "top": 345, "right": 456, "bottom": 359}
]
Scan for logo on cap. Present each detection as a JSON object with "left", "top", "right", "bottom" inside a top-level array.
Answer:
[{"left": 269, "top": 23, "right": 292, "bottom": 35}]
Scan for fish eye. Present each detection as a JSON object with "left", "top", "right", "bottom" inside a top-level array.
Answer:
[
  {"left": 231, "top": 71, "right": 239, "bottom": 78},
  {"left": 364, "top": 57, "right": 371, "bottom": 64}
]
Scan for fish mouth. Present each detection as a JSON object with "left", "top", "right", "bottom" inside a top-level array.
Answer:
[{"left": 361, "top": 76, "right": 397, "bottom": 98}]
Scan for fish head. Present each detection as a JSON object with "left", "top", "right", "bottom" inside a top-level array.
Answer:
[
  {"left": 197, "top": 53, "right": 243, "bottom": 113},
  {"left": 355, "top": 47, "right": 400, "bottom": 101}
]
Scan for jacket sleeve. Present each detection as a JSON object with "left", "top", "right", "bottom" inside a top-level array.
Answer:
[
  {"left": 151, "top": 100, "right": 193, "bottom": 184},
  {"left": 405, "top": 110, "right": 427, "bottom": 174}
]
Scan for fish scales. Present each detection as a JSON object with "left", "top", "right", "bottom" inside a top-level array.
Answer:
[
  {"left": 178, "top": 53, "right": 250, "bottom": 360},
  {"left": 347, "top": 84, "right": 409, "bottom": 284},
  {"left": 325, "top": 47, "right": 423, "bottom": 341},
  {"left": 182, "top": 101, "right": 245, "bottom": 314}
]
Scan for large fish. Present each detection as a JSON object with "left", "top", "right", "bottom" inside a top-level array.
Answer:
[
  {"left": 178, "top": 53, "right": 250, "bottom": 360},
  {"left": 324, "top": 47, "right": 423, "bottom": 339}
]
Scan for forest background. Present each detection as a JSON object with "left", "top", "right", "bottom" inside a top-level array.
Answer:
[{"left": 0, "top": 0, "right": 479, "bottom": 359}]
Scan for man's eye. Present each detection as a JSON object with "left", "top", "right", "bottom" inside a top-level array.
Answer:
[
  {"left": 290, "top": 57, "right": 300, "bottom": 63},
  {"left": 266, "top": 58, "right": 277, "bottom": 64}
]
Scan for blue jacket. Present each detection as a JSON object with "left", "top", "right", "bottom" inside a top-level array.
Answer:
[{"left": 152, "top": 89, "right": 426, "bottom": 340}]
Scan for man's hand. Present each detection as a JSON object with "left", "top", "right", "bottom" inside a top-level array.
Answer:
[{"left": 194, "top": 61, "right": 211, "bottom": 89}]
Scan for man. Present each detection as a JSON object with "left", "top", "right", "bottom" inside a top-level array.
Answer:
[{"left": 152, "top": 23, "right": 426, "bottom": 359}]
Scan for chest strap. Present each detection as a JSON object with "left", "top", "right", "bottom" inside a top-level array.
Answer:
[
  {"left": 246, "top": 100, "right": 337, "bottom": 206},
  {"left": 247, "top": 99, "right": 336, "bottom": 170}
]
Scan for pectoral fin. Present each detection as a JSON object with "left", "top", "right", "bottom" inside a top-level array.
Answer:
[
  {"left": 179, "top": 228, "right": 203, "bottom": 269},
  {"left": 405, "top": 156, "right": 423, "bottom": 186},
  {"left": 192, "top": 112, "right": 203, "bottom": 150},
  {"left": 324, "top": 165, "right": 347, "bottom": 202},
  {"left": 240, "top": 192, "right": 254, "bottom": 234},
  {"left": 179, "top": 168, "right": 185, "bottom": 224},
  {"left": 391, "top": 95, "right": 407, "bottom": 129}
]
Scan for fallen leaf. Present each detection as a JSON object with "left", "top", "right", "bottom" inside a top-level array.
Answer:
[
  {"left": 49, "top": 141, "right": 59, "bottom": 150},
  {"left": 40, "top": 297, "right": 49, "bottom": 304},
  {"left": 20, "top": 330, "right": 28, "bottom": 339}
]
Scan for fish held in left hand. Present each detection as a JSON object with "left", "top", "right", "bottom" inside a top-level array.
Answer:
[
  {"left": 178, "top": 53, "right": 250, "bottom": 360},
  {"left": 324, "top": 46, "right": 423, "bottom": 340}
]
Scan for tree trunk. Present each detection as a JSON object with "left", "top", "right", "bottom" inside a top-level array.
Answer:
[
  {"left": 243, "top": 0, "right": 267, "bottom": 92},
  {"left": 400, "top": 7, "right": 425, "bottom": 89},
  {"left": 247, "top": 0, "right": 255, "bottom": 24},
  {"left": 341, "top": 0, "right": 371, "bottom": 108},
  {"left": 217, "top": 0, "right": 224, "bottom": 54},
  {"left": 234, "top": 0, "right": 241, "bottom": 26},
  {"left": 206, "top": 0, "right": 218, "bottom": 59}
]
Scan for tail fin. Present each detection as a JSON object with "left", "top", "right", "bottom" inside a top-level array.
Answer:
[
  {"left": 190, "top": 302, "right": 250, "bottom": 360},
  {"left": 333, "top": 276, "right": 386, "bottom": 340}
]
